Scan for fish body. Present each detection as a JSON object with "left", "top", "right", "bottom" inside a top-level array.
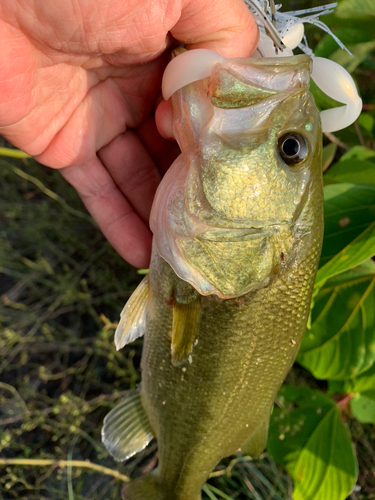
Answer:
[{"left": 103, "top": 54, "right": 323, "bottom": 500}]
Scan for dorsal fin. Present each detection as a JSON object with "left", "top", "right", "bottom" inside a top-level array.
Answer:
[
  {"left": 115, "top": 275, "right": 149, "bottom": 350},
  {"left": 171, "top": 297, "right": 201, "bottom": 366},
  {"left": 102, "top": 387, "right": 154, "bottom": 462}
]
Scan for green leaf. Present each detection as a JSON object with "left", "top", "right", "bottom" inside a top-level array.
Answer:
[
  {"left": 336, "top": 0, "right": 375, "bottom": 21},
  {"left": 332, "top": 358, "right": 375, "bottom": 394},
  {"left": 331, "top": 41, "right": 375, "bottom": 73},
  {"left": 320, "top": 183, "right": 375, "bottom": 268},
  {"left": 324, "top": 159, "right": 375, "bottom": 185},
  {"left": 328, "top": 380, "right": 346, "bottom": 395},
  {"left": 328, "top": 0, "right": 375, "bottom": 33},
  {"left": 268, "top": 387, "right": 335, "bottom": 471},
  {"left": 322, "top": 142, "right": 338, "bottom": 172},
  {"left": 350, "top": 393, "right": 375, "bottom": 424},
  {"left": 328, "top": 365, "right": 375, "bottom": 423},
  {"left": 316, "top": 222, "right": 375, "bottom": 287},
  {"left": 299, "top": 271, "right": 375, "bottom": 380},
  {"left": 339, "top": 146, "right": 375, "bottom": 162},
  {"left": 268, "top": 386, "right": 357, "bottom": 500},
  {"left": 358, "top": 113, "right": 375, "bottom": 134},
  {"left": 293, "top": 407, "right": 357, "bottom": 500},
  {"left": 321, "top": 259, "right": 375, "bottom": 288},
  {"left": 315, "top": 28, "right": 373, "bottom": 59}
]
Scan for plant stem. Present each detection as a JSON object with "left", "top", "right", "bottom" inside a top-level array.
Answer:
[
  {"left": 0, "top": 147, "right": 31, "bottom": 158},
  {"left": 323, "top": 132, "right": 350, "bottom": 151},
  {"left": 2, "top": 160, "right": 95, "bottom": 223},
  {"left": 337, "top": 393, "right": 354, "bottom": 410},
  {"left": 0, "top": 458, "right": 130, "bottom": 483}
]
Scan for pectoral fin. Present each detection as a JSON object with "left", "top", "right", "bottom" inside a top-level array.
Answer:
[
  {"left": 171, "top": 297, "right": 201, "bottom": 366},
  {"left": 115, "top": 275, "right": 149, "bottom": 350},
  {"left": 240, "top": 419, "right": 269, "bottom": 458},
  {"left": 102, "top": 387, "right": 154, "bottom": 462}
]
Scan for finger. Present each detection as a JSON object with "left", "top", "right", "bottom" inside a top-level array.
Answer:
[
  {"left": 60, "top": 156, "right": 152, "bottom": 269},
  {"left": 136, "top": 114, "right": 180, "bottom": 175},
  {"left": 155, "top": 100, "right": 174, "bottom": 143},
  {"left": 98, "top": 130, "right": 162, "bottom": 223},
  {"left": 173, "top": 0, "right": 259, "bottom": 58}
]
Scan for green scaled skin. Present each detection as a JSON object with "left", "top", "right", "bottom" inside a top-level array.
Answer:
[{"left": 104, "top": 54, "right": 324, "bottom": 500}]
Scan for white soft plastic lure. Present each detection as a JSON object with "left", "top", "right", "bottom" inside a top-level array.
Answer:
[{"left": 162, "top": 1, "right": 362, "bottom": 133}]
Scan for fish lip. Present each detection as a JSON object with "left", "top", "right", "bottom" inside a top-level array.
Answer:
[{"left": 197, "top": 225, "right": 282, "bottom": 242}]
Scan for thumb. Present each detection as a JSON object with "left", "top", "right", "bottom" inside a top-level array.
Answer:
[{"left": 172, "top": 0, "right": 259, "bottom": 58}]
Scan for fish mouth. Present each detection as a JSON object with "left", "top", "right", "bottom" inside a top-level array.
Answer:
[{"left": 197, "top": 227, "right": 276, "bottom": 242}]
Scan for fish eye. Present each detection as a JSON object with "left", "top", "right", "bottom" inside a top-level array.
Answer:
[{"left": 278, "top": 133, "right": 308, "bottom": 166}]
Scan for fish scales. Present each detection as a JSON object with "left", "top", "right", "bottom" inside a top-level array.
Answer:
[
  {"left": 103, "top": 53, "right": 324, "bottom": 500},
  {"left": 140, "top": 241, "right": 321, "bottom": 499}
]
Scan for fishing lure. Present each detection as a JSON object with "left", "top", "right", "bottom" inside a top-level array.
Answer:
[{"left": 163, "top": 1, "right": 362, "bottom": 133}]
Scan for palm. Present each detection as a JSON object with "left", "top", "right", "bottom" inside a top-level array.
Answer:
[{"left": 0, "top": 0, "right": 257, "bottom": 267}]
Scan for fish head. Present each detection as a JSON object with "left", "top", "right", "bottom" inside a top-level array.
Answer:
[{"left": 151, "top": 55, "right": 323, "bottom": 299}]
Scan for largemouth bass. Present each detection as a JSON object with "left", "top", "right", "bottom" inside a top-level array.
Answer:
[{"left": 102, "top": 53, "right": 324, "bottom": 500}]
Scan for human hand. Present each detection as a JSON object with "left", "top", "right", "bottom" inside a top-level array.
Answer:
[{"left": 0, "top": 0, "right": 258, "bottom": 268}]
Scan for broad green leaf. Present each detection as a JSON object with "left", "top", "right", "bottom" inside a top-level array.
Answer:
[
  {"left": 328, "top": 366, "right": 375, "bottom": 423},
  {"left": 315, "top": 28, "right": 373, "bottom": 59},
  {"left": 320, "top": 183, "right": 375, "bottom": 268},
  {"left": 328, "top": 0, "right": 375, "bottom": 32},
  {"left": 339, "top": 146, "right": 375, "bottom": 163},
  {"left": 336, "top": 0, "right": 375, "bottom": 21},
  {"left": 358, "top": 113, "right": 375, "bottom": 134},
  {"left": 268, "top": 387, "right": 335, "bottom": 471},
  {"left": 326, "top": 16, "right": 375, "bottom": 34},
  {"left": 316, "top": 221, "right": 375, "bottom": 287},
  {"left": 268, "top": 386, "right": 357, "bottom": 500},
  {"left": 324, "top": 159, "right": 375, "bottom": 185},
  {"left": 299, "top": 272, "right": 375, "bottom": 380},
  {"left": 322, "top": 142, "right": 338, "bottom": 172},
  {"left": 331, "top": 41, "right": 375, "bottom": 73},
  {"left": 321, "top": 259, "right": 375, "bottom": 288},
  {"left": 314, "top": 261, "right": 375, "bottom": 340},
  {"left": 331, "top": 359, "right": 375, "bottom": 394},
  {"left": 328, "top": 380, "right": 346, "bottom": 395},
  {"left": 293, "top": 407, "right": 357, "bottom": 500},
  {"left": 350, "top": 393, "right": 375, "bottom": 424}
]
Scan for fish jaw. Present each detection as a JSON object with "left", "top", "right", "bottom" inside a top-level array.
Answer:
[{"left": 150, "top": 55, "right": 322, "bottom": 299}]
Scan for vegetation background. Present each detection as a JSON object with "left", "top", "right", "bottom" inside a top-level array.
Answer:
[{"left": 1, "top": 0, "right": 375, "bottom": 498}]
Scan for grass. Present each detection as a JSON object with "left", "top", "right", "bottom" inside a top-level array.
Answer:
[{"left": 0, "top": 145, "right": 139, "bottom": 499}]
